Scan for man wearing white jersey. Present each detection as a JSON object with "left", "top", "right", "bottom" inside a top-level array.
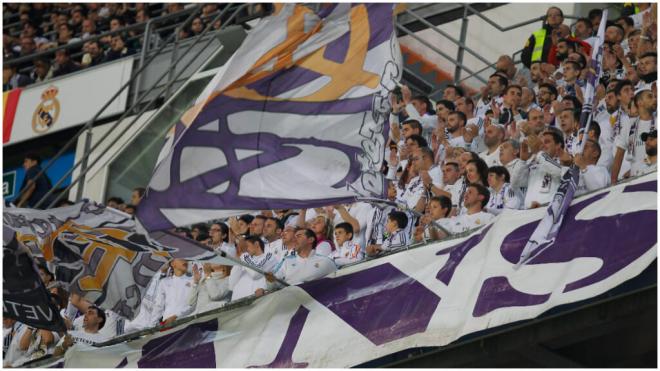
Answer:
[
  {"left": 263, "top": 217, "right": 286, "bottom": 261},
  {"left": 479, "top": 124, "right": 505, "bottom": 167},
  {"left": 228, "top": 236, "right": 278, "bottom": 301},
  {"left": 499, "top": 139, "right": 529, "bottom": 194},
  {"left": 574, "top": 139, "right": 611, "bottom": 196},
  {"left": 610, "top": 80, "right": 637, "bottom": 182},
  {"left": 628, "top": 89, "right": 657, "bottom": 176},
  {"left": 152, "top": 259, "right": 195, "bottom": 325},
  {"left": 436, "top": 183, "right": 494, "bottom": 235},
  {"left": 525, "top": 128, "right": 570, "bottom": 208},
  {"left": 267, "top": 228, "right": 336, "bottom": 287},
  {"left": 54, "top": 306, "right": 108, "bottom": 356}
]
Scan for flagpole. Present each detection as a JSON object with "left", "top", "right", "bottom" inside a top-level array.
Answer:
[{"left": 515, "top": 9, "right": 608, "bottom": 269}]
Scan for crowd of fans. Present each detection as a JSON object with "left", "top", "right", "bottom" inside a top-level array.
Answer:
[
  {"left": 2, "top": 2, "right": 272, "bottom": 91},
  {"left": 3, "top": 4, "right": 658, "bottom": 366}
]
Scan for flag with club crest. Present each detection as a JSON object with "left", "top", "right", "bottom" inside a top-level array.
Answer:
[
  {"left": 516, "top": 10, "right": 608, "bottom": 267},
  {"left": 3, "top": 201, "right": 234, "bottom": 319},
  {"left": 136, "top": 4, "right": 403, "bottom": 232}
]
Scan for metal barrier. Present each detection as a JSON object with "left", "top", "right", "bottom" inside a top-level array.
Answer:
[
  {"left": 395, "top": 4, "right": 615, "bottom": 95},
  {"left": 14, "top": 4, "right": 266, "bottom": 209}
]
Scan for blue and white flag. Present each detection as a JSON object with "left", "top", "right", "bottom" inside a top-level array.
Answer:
[
  {"left": 516, "top": 10, "right": 608, "bottom": 268},
  {"left": 137, "top": 4, "right": 403, "bottom": 232}
]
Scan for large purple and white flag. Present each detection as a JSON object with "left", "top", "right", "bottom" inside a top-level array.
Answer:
[
  {"left": 516, "top": 10, "right": 608, "bottom": 268},
  {"left": 137, "top": 4, "right": 403, "bottom": 232}
]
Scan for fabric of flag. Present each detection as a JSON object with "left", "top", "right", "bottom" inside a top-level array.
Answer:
[
  {"left": 137, "top": 4, "right": 402, "bottom": 232},
  {"left": 576, "top": 9, "right": 609, "bottom": 153},
  {"left": 3, "top": 227, "right": 66, "bottom": 332},
  {"left": 516, "top": 10, "right": 608, "bottom": 268},
  {"left": 3, "top": 201, "right": 232, "bottom": 319}
]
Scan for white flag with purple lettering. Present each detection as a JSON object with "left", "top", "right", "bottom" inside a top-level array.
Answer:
[{"left": 137, "top": 4, "right": 402, "bottom": 232}]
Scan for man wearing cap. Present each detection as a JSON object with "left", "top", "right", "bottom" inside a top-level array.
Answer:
[
  {"left": 614, "top": 87, "right": 656, "bottom": 180},
  {"left": 639, "top": 130, "right": 657, "bottom": 175}
]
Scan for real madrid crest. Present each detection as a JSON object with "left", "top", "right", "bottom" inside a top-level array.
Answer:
[{"left": 32, "top": 86, "right": 60, "bottom": 134}]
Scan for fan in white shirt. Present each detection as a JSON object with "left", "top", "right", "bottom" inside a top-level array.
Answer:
[
  {"left": 610, "top": 80, "right": 637, "bottom": 182},
  {"left": 263, "top": 217, "right": 287, "bottom": 261},
  {"left": 413, "top": 195, "right": 453, "bottom": 243},
  {"left": 267, "top": 228, "right": 336, "bottom": 288},
  {"left": 499, "top": 139, "right": 529, "bottom": 194},
  {"left": 54, "top": 306, "right": 108, "bottom": 357},
  {"left": 331, "top": 222, "right": 364, "bottom": 267},
  {"left": 557, "top": 108, "right": 580, "bottom": 156},
  {"left": 188, "top": 264, "right": 231, "bottom": 314},
  {"left": 524, "top": 129, "right": 570, "bottom": 208},
  {"left": 436, "top": 183, "right": 494, "bottom": 236},
  {"left": 367, "top": 210, "right": 409, "bottom": 256},
  {"left": 574, "top": 139, "right": 611, "bottom": 196},
  {"left": 485, "top": 166, "right": 524, "bottom": 215},
  {"left": 207, "top": 222, "right": 237, "bottom": 258},
  {"left": 228, "top": 236, "right": 279, "bottom": 301},
  {"left": 331, "top": 202, "right": 374, "bottom": 250},
  {"left": 479, "top": 124, "right": 505, "bottom": 167},
  {"left": 438, "top": 162, "right": 464, "bottom": 209},
  {"left": 152, "top": 259, "right": 195, "bottom": 325}
]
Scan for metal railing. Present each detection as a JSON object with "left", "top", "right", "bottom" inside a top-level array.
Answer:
[
  {"left": 395, "top": 4, "right": 614, "bottom": 97},
  {"left": 15, "top": 4, "right": 266, "bottom": 209}
]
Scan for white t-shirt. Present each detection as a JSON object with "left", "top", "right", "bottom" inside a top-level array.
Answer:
[
  {"left": 576, "top": 165, "right": 611, "bottom": 196},
  {"left": 524, "top": 152, "right": 568, "bottom": 208},
  {"left": 153, "top": 274, "right": 195, "bottom": 320},
  {"left": 479, "top": 146, "right": 503, "bottom": 167},
  {"left": 617, "top": 118, "right": 655, "bottom": 177},
  {"left": 331, "top": 240, "right": 364, "bottom": 267},
  {"left": 271, "top": 250, "right": 336, "bottom": 286},
  {"left": 188, "top": 273, "right": 230, "bottom": 314},
  {"left": 265, "top": 239, "right": 289, "bottom": 263},
  {"left": 228, "top": 252, "right": 278, "bottom": 301},
  {"left": 332, "top": 202, "right": 374, "bottom": 249},
  {"left": 436, "top": 211, "right": 494, "bottom": 234},
  {"left": 63, "top": 329, "right": 108, "bottom": 346},
  {"left": 505, "top": 158, "right": 530, "bottom": 194}
]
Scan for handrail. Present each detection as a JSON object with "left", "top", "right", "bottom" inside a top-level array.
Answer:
[
  {"left": 396, "top": 23, "right": 488, "bottom": 86},
  {"left": 402, "top": 8, "right": 495, "bottom": 69},
  {"left": 36, "top": 4, "right": 254, "bottom": 209},
  {"left": 12, "top": 5, "right": 204, "bottom": 207},
  {"left": 397, "top": 4, "right": 594, "bottom": 96}
]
